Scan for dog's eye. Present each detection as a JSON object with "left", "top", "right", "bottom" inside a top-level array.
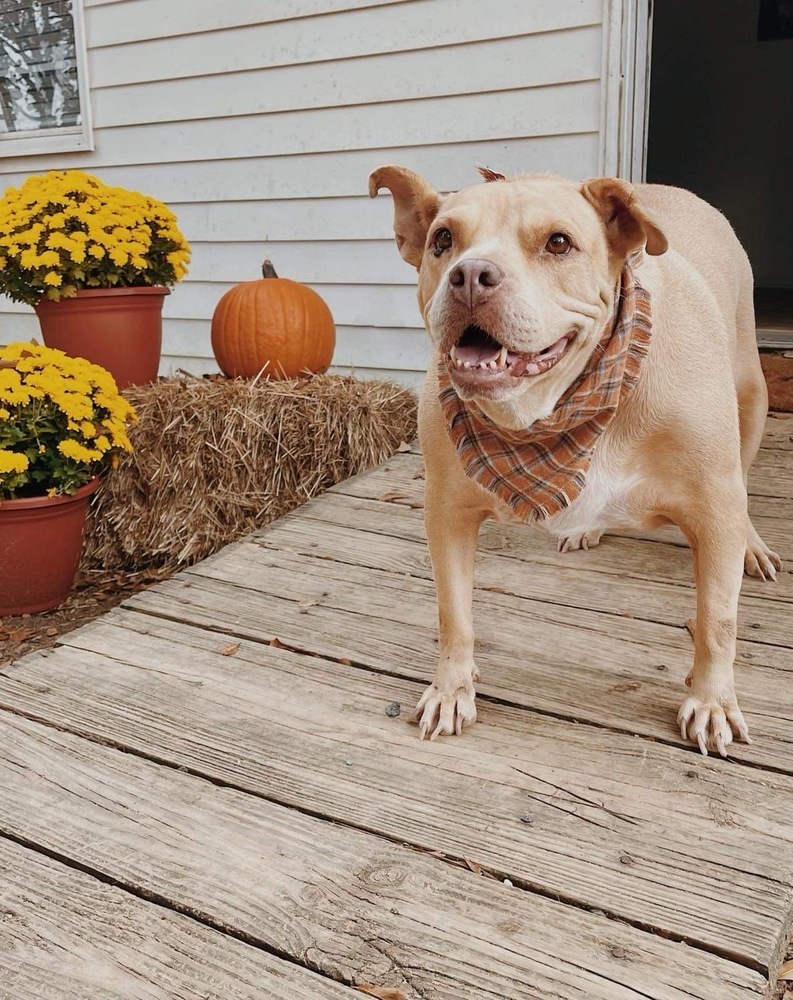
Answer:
[
  {"left": 546, "top": 233, "right": 572, "bottom": 255},
  {"left": 433, "top": 228, "right": 453, "bottom": 256}
]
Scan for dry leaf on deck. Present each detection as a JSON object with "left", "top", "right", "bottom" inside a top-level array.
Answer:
[
  {"left": 220, "top": 642, "right": 240, "bottom": 657},
  {"left": 396, "top": 441, "right": 412, "bottom": 453},
  {"left": 270, "top": 637, "right": 286, "bottom": 649},
  {"left": 779, "top": 959, "right": 793, "bottom": 980},
  {"left": 378, "top": 491, "right": 409, "bottom": 502},
  {"left": 298, "top": 599, "right": 318, "bottom": 614},
  {"left": 357, "top": 986, "right": 408, "bottom": 1000},
  {"left": 464, "top": 858, "right": 485, "bottom": 875},
  {"left": 408, "top": 500, "right": 424, "bottom": 509}
]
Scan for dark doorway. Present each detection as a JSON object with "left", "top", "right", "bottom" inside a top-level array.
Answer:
[{"left": 646, "top": 0, "right": 793, "bottom": 343}]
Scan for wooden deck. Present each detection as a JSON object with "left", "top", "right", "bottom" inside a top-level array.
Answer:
[{"left": 1, "top": 415, "right": 792, "bottom": 1000}]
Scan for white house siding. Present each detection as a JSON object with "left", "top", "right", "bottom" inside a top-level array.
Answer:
[{"left": 0, "top": 0, "right": 605, "bottom": 387}]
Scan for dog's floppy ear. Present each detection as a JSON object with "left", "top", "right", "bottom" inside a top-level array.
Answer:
[
  {"left": 369, "top": 165, "right": 442, "bottom": 268},
  {"left": 581, "top": 177, "right": 668, "bottom": 258}
]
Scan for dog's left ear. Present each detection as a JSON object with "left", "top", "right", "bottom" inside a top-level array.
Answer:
[
  {"left": 369, "top": 164, "right": 442, "bottom": 269},
  {"left": 581, "top": 177, "right": 668, "bottom": 257}
]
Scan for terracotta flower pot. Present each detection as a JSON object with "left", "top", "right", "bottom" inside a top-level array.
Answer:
[
  {"left": 35, "top": 286, "right": 169, "bottom": 389},
  {"left": 0, "top": 478, "right": 99, "bottom": 617}
]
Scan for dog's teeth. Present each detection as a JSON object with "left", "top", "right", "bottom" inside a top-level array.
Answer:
[
  {"left": 498, "top": 346, "right": 508, "bottom": 367},
  {"left": 463, "top": 361, "right": 471, "bottom": 369},
  {"left": 488, "top": 360, "right": 498, "bottom": 369},
  {"left": 450, "top": 345, "right": 457, "bottom": 363}
]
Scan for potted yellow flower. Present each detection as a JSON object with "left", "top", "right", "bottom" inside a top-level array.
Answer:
[
  {"left": 0, "top": 341, "right": 135, "bottom": 616},
  {"left": 0, "top": 170, "right": 191, "bottom": 388}
]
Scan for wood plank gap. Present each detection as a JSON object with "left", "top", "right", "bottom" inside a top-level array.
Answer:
[
  {"left": 0, "top": 699, "right": 775, "bottom": 979},
  {"left": 0, "top": 826, "right": 368, "bottom": 996},
  {"left": 114, "top": 599, "right": 793, "bottom": 781},
  {"left": 246, "top": 533, "right": 792, "bottom": 649}
]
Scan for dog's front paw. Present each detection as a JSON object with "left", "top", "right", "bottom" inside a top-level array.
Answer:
[
  {"left": 677, "top": 690, "right": 750, "bottom": 757},
  {"left": 557, "top": 528, "right": 604, "bottom": 553},
  {"left": 413, "top": 677, "right": 477, "bottom": 740}
]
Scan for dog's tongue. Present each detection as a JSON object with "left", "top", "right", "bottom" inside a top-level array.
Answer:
[{"left": 454, "top": 343, "right": 501, "bottom": 365}]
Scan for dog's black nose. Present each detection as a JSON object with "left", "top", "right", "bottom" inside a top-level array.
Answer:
[{"left": 448, "top": 258, "right": 504, "bottom": 308}]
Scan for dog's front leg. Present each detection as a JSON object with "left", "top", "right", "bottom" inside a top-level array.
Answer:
[
  {"left": 415, "top": 491, "right": 485, "bottom": 740},
  {"left": 676, "top": 495, "right": 750, "bottom": 756}
]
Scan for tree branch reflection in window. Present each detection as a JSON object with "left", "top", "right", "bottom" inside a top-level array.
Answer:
[{"left": 0, "top": 0, "right": 81, "bottom": 135}]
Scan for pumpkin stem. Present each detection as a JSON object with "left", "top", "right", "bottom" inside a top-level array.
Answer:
[{"left": 262, "top": 259, "right": 278, "bottom": 279}]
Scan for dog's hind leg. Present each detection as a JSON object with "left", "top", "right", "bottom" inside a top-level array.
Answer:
[{"left": 733, "top": 285, "right": 782, "bottom": 580}]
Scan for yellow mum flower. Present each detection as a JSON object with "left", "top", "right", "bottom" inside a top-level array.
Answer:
[
  {"left": 0, "top": 450, "right": 28, "bottom": 474},
  {"left": 43, "top": 271, "right": 62, "bottom": 286},
  {"left": 58, "top": 438, "right": 103, "bottom": 463},
  {"left": 88, "top": 243, "right": 106, "bottom": 259}
]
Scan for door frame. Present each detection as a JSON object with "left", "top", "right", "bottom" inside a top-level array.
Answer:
[{"left": 599, "top": 0, "right": 653, "bottom": 181}]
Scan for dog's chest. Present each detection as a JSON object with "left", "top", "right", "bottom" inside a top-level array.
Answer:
[
  {"left": 544, "top": 442, "right": 643, "bottom": 537},
  {"left": 489, "top": 438, "right": 644, "bottom": 535}
]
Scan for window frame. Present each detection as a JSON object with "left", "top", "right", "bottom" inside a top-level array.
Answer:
[{"left": 0, "top": 0, "right": 94, "bottom": 158}]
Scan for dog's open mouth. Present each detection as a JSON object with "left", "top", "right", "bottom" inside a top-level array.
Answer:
[{"left": 448, "top": 325, "right": 572, "bottom": 379}]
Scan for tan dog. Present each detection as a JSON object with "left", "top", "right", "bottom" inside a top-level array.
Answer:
[{"left": 369, "top": 166, "right": 782, "bottom": 756}]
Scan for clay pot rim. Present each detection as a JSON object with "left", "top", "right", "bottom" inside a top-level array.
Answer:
[
  {"left": 36, "top": 286, "right": 171, "bottom": 307},
  {"left": 0, "top": 477, "right": 99, "bottom": 511}
]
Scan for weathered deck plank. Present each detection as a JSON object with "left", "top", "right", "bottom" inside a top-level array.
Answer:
[
  {"left": 0, "top": 413, "right": 790, "bottom": 998},
  {"left": 126, "top": 537, "right": 793, "bottom": 773},
  {"left": 293, "top": 488, "right": 793, "bottom": 602},
  {"left": 0, "top": 713, "right": 767, "bottom": 1000},
  {"left": 0, "top": 837, "right": 360, "bottom": 1000},
  {"left": 1, "top": 609, "right": 792, "bottom": 973},
  {"left": 240, "top": 509, "right": 791, "bottom": 646}
]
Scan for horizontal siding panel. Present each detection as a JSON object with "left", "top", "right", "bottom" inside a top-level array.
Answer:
[
  {"left": 93, "top": 28, "right": 601, "bottom": 129},
  {"left": 187, "top": 241, "right": 416, "bottom": 285},
  {"left": 87, "top": 0, "right": 601, "bottom": 88},
  {"left": 10, "top": 81, "right": 600, "bottom": 171},
  {"left": 161, "top": 320, "right": 428, "bottom": 371},
  {"left": 159, "top": 354, "right": 422, "bottom": 390},
  {"left": 0, "top": 311, "right": 39, "bottom": 343},
  {"left": 0, "top": 134, "right": 602, "bottom": 203},
  {"left": 334, "top": 326, "right": 429, "bottom": 370},
  {"left": 0, "top": 284, "right": 424, "bottom": 329},
  {"left": 88, "top": 0, "right": 403, "bottom": 48},
  {"left": 330, "top": 365, "right": 423, "bottom": 389},
  {"left": 158, "top": 355, "right": 217, "bottom": 377},
  {"left": 0, "top": 314, "right": 430, "bottom": 377},
  {"left": 177, "top": 198, "right": 398, "bottom": 242},
  {"left": 160, "top": 282, "right": 424, "bottom": 327}
]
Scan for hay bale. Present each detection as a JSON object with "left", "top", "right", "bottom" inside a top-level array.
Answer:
[{"left": 83, "top": 374, "right": 417, "bottom": 571}]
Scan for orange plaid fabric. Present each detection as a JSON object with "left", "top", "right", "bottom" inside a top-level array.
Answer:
[{"left": 438, "top": 263, "right": 652, "bottom": 522}]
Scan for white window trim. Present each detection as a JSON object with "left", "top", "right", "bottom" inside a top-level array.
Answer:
[
  {"left": 600, "top": 0, "right": 653, "bottom": 182},
  {"left": 0, "top": 0, "right": 94, "bottom": 158}
]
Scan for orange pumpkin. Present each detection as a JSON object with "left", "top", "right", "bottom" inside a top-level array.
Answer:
[{"left": 211, "top": 260, "right": 335, "bottom": 379}]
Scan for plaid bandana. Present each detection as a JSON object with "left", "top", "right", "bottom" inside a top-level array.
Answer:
[{"left": 438, "top": 263, "right": 652, "bottom": 522}]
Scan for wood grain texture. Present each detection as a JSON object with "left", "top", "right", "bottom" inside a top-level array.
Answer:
[
  {"left": 0, "top": 713, "right": 767, "bottom": 999},
  {"left": 0, "top": 837, "right": 359, "bottom": 1000},
  {"left": 329, "top": 451, "right": 793, "bottom": 563},
  {"left": 293, "top": 489, "right": 793, "bottom": 601},
  {"left": 126, "top": 544, "right": 793, "bottom": 774},
  {"left": 2, "top": 609, "right": 793, "bottom": 973},
  {"left": 239, "top": 501, "right": 791, "bottom": 646}
]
